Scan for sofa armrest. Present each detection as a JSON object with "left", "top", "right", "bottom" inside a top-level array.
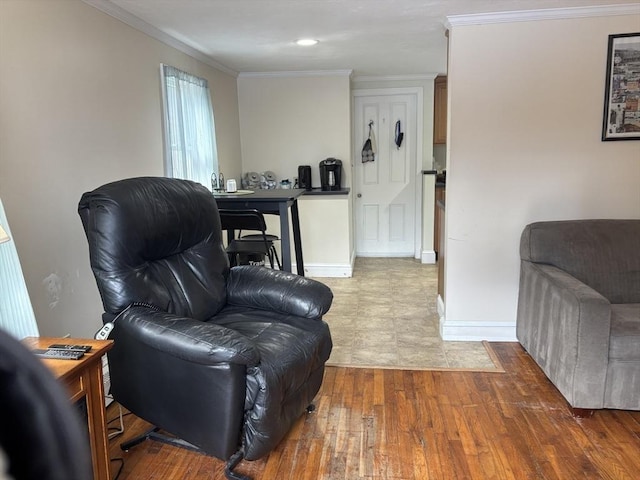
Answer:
[
  {"left": 115, "top": 306, "right": 259, "bottom": 366},
  {"left": 226, "top": 266, "right": 333, "bottom": 319},
  {"left": 516, "top": 261, "right": 611, "bottom": 409}
]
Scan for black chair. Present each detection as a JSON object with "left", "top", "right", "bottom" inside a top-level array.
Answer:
[
  {"left": 0, "top": 329, "right": 92, "bottom": 480},
  {"left": 78, "top": 177, "right": 333, "bottom": 480},
  {"left": 219, "top": 209, "right": 279, "bottom": 269},
  {"left": 238, "top": 219, "right": 281, "bottom": 270}
]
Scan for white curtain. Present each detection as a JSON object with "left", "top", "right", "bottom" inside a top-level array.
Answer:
[
  {"left": 161, "top": 65, "right": 218, "bottom": 190},
  {"left": 0, "top": 199, "right": 39, "bottom": 339}
]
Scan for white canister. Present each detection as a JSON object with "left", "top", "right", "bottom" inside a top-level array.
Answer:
[{"left": 226, "top": 179, "right": 237, "bottom": 192}]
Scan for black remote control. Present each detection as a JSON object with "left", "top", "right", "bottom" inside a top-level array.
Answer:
[
  {"left": 48, "top": 344, "right": 92, "bottom": 353},
  {"left": 33, "top": 349, "right": 85, "bottom": 360}
]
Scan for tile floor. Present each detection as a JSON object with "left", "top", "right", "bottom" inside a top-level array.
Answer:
[{"left": 316, "top": 257, "right": 501, "bottom": 371}]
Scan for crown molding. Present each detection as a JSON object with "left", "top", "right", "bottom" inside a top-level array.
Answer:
[
  {"left": 352, "top": 74, "right": 438, "bottom": 82},
  {"left": 238, "top": 70, "right": 353, "bottom": 78},
  {"left": 446, "top": 3, "right": 640, "bottom": 27},
  {"left": 81, "top": 0, "right": 238, "bottom": 77}
]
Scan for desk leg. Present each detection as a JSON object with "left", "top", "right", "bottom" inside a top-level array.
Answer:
[
  {"left": 86, "top": 361, "right": 111, "bottom": 480},
  {"left": 225, "top": 229, "right": 236, "bottom": 266},
  {"left": 291, "top": 200, "right": 304, "bottom": 276},
  {"left": 278, "top": 203, "right": 292, "bottom": 273}
]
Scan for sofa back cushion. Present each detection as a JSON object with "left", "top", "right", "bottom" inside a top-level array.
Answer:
[{"left": 520, "top": 220, "right": 640, "bottom": 304}]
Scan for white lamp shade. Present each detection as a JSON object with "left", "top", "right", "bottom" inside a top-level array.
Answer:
[
  {"left": 0, "top": 199, "right": 39, "bottom": 338},
  {"left": 0, "top": 224, "right": 9, "bottom": 244}
]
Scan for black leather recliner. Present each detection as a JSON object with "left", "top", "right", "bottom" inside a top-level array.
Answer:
[{"left": 78, "top": 177, "right": 333, "bottom": 479}]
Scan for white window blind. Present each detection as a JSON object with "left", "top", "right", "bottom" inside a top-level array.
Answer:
[{"left": 161, "top": 64, "right": 218, "bottom": 190}]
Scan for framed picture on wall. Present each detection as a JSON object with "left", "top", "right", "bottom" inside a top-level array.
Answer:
[{"left": 602, "top": 33, "right": 640, "bottom": 141}]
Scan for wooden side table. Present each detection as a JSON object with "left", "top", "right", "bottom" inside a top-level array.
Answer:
[{"left": 24, "top": 336, "right": 114, "bottom": 480}]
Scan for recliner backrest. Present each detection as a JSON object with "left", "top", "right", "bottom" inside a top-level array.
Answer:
[
  {"left": 78, "top": 177, "right": 230, "bottom": 320},
  {"left": 520, "top": 219, "right": 640, "bottom": 304}
]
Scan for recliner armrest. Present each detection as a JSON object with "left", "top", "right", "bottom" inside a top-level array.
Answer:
[
  {"left": 117, "top": 307, "right": 260, "bottom": 366},
  {"left": 226, "top": 266, "right": 333, "bottom": 319}
]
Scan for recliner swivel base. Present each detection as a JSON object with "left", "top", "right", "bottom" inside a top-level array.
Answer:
[
  {"left": 120, "top": 426, "right": 250, "bottom": 480},
  {"left": 120, "top": 426, "right": 202, "bottom": 453}
]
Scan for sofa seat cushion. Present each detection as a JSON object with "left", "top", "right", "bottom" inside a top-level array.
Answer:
[{"left": 609, "top": 304, "right": 640, "bottom": 361}]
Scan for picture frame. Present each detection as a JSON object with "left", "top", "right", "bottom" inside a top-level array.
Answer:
[{"left": 602, "top": 33, "right": 640, "bottom": 141}]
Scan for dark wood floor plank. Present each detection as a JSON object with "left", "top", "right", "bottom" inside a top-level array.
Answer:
[{"left": 107, "top": 343, "right": 640, "bottom": 479}]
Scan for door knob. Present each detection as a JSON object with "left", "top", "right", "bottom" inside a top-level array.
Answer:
[{"left": 357, "top": 193, "right": 362, "bottom": 198}]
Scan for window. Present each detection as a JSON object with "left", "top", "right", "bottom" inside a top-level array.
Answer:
[{"left": 161, "top": 64, "right": 218, "bottom": 190}]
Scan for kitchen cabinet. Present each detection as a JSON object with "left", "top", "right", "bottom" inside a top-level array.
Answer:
[
  {"left": 433, "top": 76, "right": 447, "bottom": 145},
  {"left": 263, "top": 192, "right": 353, "bottom": 278}
]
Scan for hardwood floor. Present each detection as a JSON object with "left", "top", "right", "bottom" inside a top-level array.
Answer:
[{"left": 107, "top": 343, "right": 640, "bottom": 479}]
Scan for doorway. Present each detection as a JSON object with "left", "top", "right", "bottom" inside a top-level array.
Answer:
[{"left": 352, "top": 88, "right": 422, "bottom": 257}]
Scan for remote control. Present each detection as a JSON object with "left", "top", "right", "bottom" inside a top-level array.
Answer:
[
  {"left": 33, "top": 348, "right": 84, "bottom": 360},
  {"left": 48, "top": 344, "right": 92, "bottom": 353},
  {"left": 95, "top": 322, "right": 114, "bottom": 340}
]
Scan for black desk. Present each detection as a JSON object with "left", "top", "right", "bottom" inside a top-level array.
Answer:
[{"left": 214, "top": 189, "right": 305, "bottom": 276}]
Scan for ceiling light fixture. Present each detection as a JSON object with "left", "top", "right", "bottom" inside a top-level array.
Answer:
[{"left": 296, "top": 39, "right": 318, "bottom": 46}]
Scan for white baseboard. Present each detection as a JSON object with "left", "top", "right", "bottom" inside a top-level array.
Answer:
[
  {"left": 436, "top": 294, "right": 516, "bottom": 341},
  {"left": 421, "top": 250, "right": 436, "bottom": 264},
  {"left": 356, "top": 252, "right": 414, "bottom": 257},
  {"left": 294, "top": 263, "right": 353, "bottom": 278},
  {"left": 440, "top": 320, "right": 517, "bottom": 341}
]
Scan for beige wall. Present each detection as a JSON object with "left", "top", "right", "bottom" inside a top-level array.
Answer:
[
  {"left": 0, "top": 0, "right": 242, "bottom": 337},
  {"left": 238, "top": 73, "right": 354, "bottom": 274},
  {"left": 443, "top": 13, "right": 640, "bottom": 340},
  {"left": 237, "top": 73, "right": 352, "bottom": 188}
]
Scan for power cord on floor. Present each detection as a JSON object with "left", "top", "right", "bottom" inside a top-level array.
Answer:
[
  {"left": 111, "top": 457, "right": 124, "bottom": 480},
  {"left": 106, "top": 398, "right": 129, "bottom": 480},
  {"left": 107, "top": 400, "right": 125, "bottom": 439},
  {"left": 109, "top": 442, "right": 126, "bottom": 480}
]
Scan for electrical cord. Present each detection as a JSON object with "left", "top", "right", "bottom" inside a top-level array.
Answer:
[
  {"left": 106, "top": 402, "right": 130, "bottom": 479},
  {"left": 107, "top": 412, "right": 132, "bottom": 426},
  {"left": 111, "top": 458, "right": 124, "bottom": 480}
]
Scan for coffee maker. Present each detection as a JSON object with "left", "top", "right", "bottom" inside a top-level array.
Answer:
[{"left": 319, "top": 158, "right": 342, "bottom": 191}]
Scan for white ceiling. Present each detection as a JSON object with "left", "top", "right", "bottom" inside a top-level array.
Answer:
[{"left": 86, "top": 0, "right": 640, "bottom": 77}]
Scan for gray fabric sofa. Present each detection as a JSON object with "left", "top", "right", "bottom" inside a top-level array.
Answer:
[{"left": 516, "top": 220, "right": 640, "bottom": 412}]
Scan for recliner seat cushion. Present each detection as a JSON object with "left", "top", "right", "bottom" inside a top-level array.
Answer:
[{"left": 211, "top": 305, "right": 332, "bottom": 459}]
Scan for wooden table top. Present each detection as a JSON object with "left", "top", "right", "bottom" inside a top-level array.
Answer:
[{"left": 23, "top": 336, "right": 114, "bottom": 381}]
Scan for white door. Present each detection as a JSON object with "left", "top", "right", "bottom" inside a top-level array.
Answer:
[{"left": 353, "top": 90, "right": 419, "bottom": 256}]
